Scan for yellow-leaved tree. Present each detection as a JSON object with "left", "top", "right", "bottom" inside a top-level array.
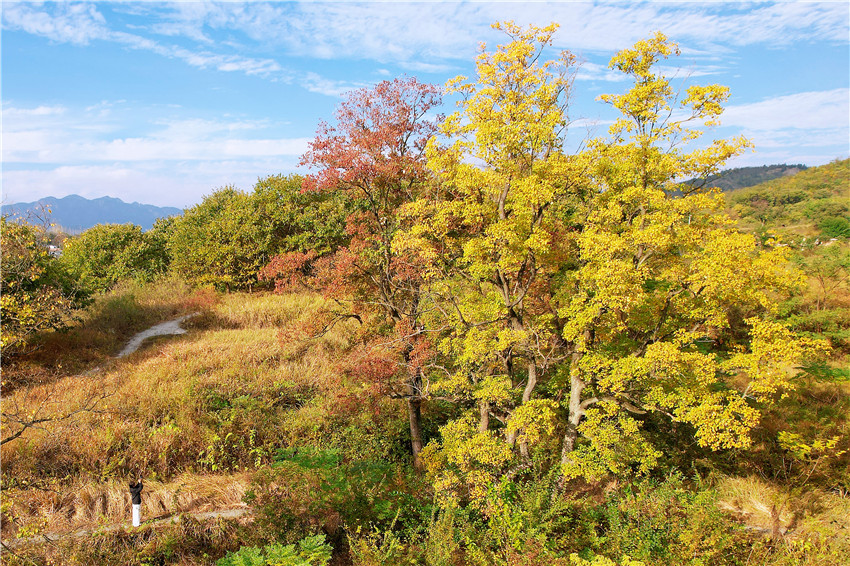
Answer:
[
  {"left": 394, "top": 23, "right": 587, "bottom": 500},
  {"left": 399, "top": 24, "right": 824, "bottom": 502},
  {"left": 555, "top": 32, "right": 825, "bottom": 479}
]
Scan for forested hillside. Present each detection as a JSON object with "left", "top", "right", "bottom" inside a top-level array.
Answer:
[
  {"left": 724, "top": 158, "right": 850, "bottom": 371},
  {"left": 2, "top": 25, "right": 848, "bottom": 566},
  {"left": 687, "top": 163, "right": 808, "bottom": 192}
]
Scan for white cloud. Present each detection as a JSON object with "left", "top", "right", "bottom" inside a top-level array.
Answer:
[
  {"left": 166, "top": 1, "right": 848, "bottom": 64},
  {"left": 3, "top": 157, "right": 306, "bottom": 209},
  {"left": 1, "top": 104, "right": 67, "bottom": 118},
  {"left": 575, "top": 62, "right": 629, "bottom": 83},
  {"left": 2, "top": 102, "right": 310, "bottom": 166},
  {"left": 8, "top": 2, "right": 845, "bottom": 98},
  {"left": 1, "top": 3, "right": 336, "bottom": 92},
  {"left": 537, "top": 2, "right": 849, "bottom": 52},
  {"left": 109, "top": 30, "right": 286, "bottom": 78},
  {"left": 708, "top": 88, "right": 850, "bottom": 164},
  {"left": 743, "top": 127, "right": 849, "bottom": 150},
  {"left": 301, "top": 72, "right": 369, "bottom": 97},
  {"left": 721, "top": 88, "right": 850, "bottom": 131},
  {"left": 2, "top": 2, "right": 108, "bottom": 45},
  {"left": 171, "top": 47, "right": 283, "bottom": 76}
]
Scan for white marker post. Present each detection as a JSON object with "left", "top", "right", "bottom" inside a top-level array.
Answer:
[{"left": 129, "top": 479, "right": 144, "bottom": 527}]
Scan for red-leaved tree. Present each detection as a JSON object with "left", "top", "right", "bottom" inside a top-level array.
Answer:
[{"left": 261, "top": 77, "right": 442, "bottom": 467}]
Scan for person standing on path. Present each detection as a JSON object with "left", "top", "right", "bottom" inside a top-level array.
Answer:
[{"left": 129, "top": 478, "right": 143, "bottom": 527}]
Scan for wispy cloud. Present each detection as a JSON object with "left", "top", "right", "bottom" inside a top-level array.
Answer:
[
  {"left": 2, "top": 104, "right": 67, "bottom": 118},
  {"left": 143, "top": 2, "right": 848, "bottom": 61},
  {"left": 2, "top": 3, "right": 339, "bottom": 93},
  {"left": 108, "top": 29, "right": 286, "bottom": 77},
  {"left": 301, "top": 72, "right": 369, "bottom": 97},
  {"left": 2, "top": 2, "right": 108, "bottom": 45},
  {"left": 2, "top": 103, "right": 311, "bottom": 164},
  {"left": 722, "top": 88, "right": 850, "bottom": 131},
  {"left": 5, "top": 2, "right": 846, "bottom": 93},
  {"left": 536, "top": 2, "right": 849, "bottom": 52},
  {"left": 575, "top": 62, "right": 629, "bottom": 83},
  {"left": 717, "top": 88, "right": 850, "bottom": 161}
]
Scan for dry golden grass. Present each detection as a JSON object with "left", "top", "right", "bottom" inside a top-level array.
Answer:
[
  {"left": 717, "top": 475, "right": 850, "bottom": 564},
  {"left": 208, "top": 291, "right": 326, "bottom": 329},
  {"left": 717, "top": 476, "right": 799, "bottom": 535},
  {"left": 3, "top": 277, "right": 218, "bottom": 385},
  {"left": 2, "top": 290, "right": 359, "bottom": 548}
]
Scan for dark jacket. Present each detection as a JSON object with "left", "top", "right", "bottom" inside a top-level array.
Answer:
[{"left": 129, "top": 481, "right": 143, "bottom": 505}]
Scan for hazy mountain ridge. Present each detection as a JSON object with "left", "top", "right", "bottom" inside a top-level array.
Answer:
[{"left": 2, "top": 195, "right": 183, "bottom": 232}]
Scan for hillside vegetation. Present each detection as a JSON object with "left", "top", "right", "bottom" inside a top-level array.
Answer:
[
  {"left": 2, "top": 24, "right": 849, "bottom": 566},
  {"left": 726, "top": 158, "right": 849, "bottom": 241},
  {"left": 725, "top": 159, "right": 850, "bottom": 356},
  {"left": 3, "top": 286, "right": 848, "bottom": 565}
]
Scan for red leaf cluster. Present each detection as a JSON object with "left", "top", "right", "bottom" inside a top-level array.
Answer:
[
  {"left": 259, "top": 250, "right": 318, "bottom": 293},
  {"left": 300, "top": 77, "right": 442, "bottom": 204}
]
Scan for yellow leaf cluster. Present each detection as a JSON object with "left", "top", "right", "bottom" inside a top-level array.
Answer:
[
  {"left": 562, "top": 401, "right": 661, "bottom": 481},
  {"left": 421, "top": 414, "right": 515, "bottom": 506}
]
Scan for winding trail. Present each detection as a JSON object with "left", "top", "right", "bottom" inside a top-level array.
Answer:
[{"left": 117, "top": 313, "right": 197, "bottom": 357}]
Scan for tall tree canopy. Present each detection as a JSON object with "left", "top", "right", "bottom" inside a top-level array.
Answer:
[
  {"left": 395, "top": 22, "right": 582, "bottom": 469},
  {"left": 170, "top": 176, "right": 348, "bottom": 292},
  {"left": 252, "top": 174, "right": 348, "bottom": 258},
  {"left": 392, "top": 25, "right": 823, "bottom": 499},
  {"left": 168, "top": 186, "right": 265, "bottom": 291},
  {"left": 554, "top": 32, "right": 821, "bottom": 479}
]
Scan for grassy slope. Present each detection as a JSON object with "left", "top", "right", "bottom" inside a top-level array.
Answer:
[
  {"left": 725, "top": 159, "right": 850, "bottom": 350},
  {"left": 1, "top": 292, "right": 367, "bottom": 547},
  {"left": 719, "top": 159, "right": 850, "bottom": 565}
]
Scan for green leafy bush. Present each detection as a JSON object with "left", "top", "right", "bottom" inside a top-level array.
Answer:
[
  {"left": 61, "top": 223, "right": 169, "bottom": 293},
  {"left": 579, "top": 475, "right": 745, "bottom": 565},
  {"left": 819, "top": 216, "right": 850, "bottom": 239},
  {"left": 216, "top": 534, "right": 332, "bottom": 566},
  {"left": 246, "top": 447, "right": 432, "bottom": 547}
]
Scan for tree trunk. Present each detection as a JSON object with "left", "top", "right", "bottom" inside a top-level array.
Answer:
[
  {"left": 479, "top": 400, "right": 490, "bottom": 433},
  {"left": 408, "top": 397, "right": 424, "bottom": 470},
  {"left": 507, "top": 361, "right": 538, "bottom": 453},
  {"left": 560, "top": 352, "right": 586, "bottom": 468},
  {"left": 521, "top": 360, "right": 537, "bottom": 404},
  {"left": 402, "top": 343, "right": 425, "bottom": 471}
]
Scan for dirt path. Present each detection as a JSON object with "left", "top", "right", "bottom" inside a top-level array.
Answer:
[
  {"left": 1, "top": 506, "right": 252, "bottom": 550},
  {"left": 117, "top": 313, "right": 197, "bottom": 358}
]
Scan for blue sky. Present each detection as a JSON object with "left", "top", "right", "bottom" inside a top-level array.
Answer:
[{"left": 2, "top": 1, "right": 848, "bottom": 208}]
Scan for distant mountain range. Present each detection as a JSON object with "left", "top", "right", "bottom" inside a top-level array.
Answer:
[{"left": 2, "top": 195, "right": 183, "bottom": 232}]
